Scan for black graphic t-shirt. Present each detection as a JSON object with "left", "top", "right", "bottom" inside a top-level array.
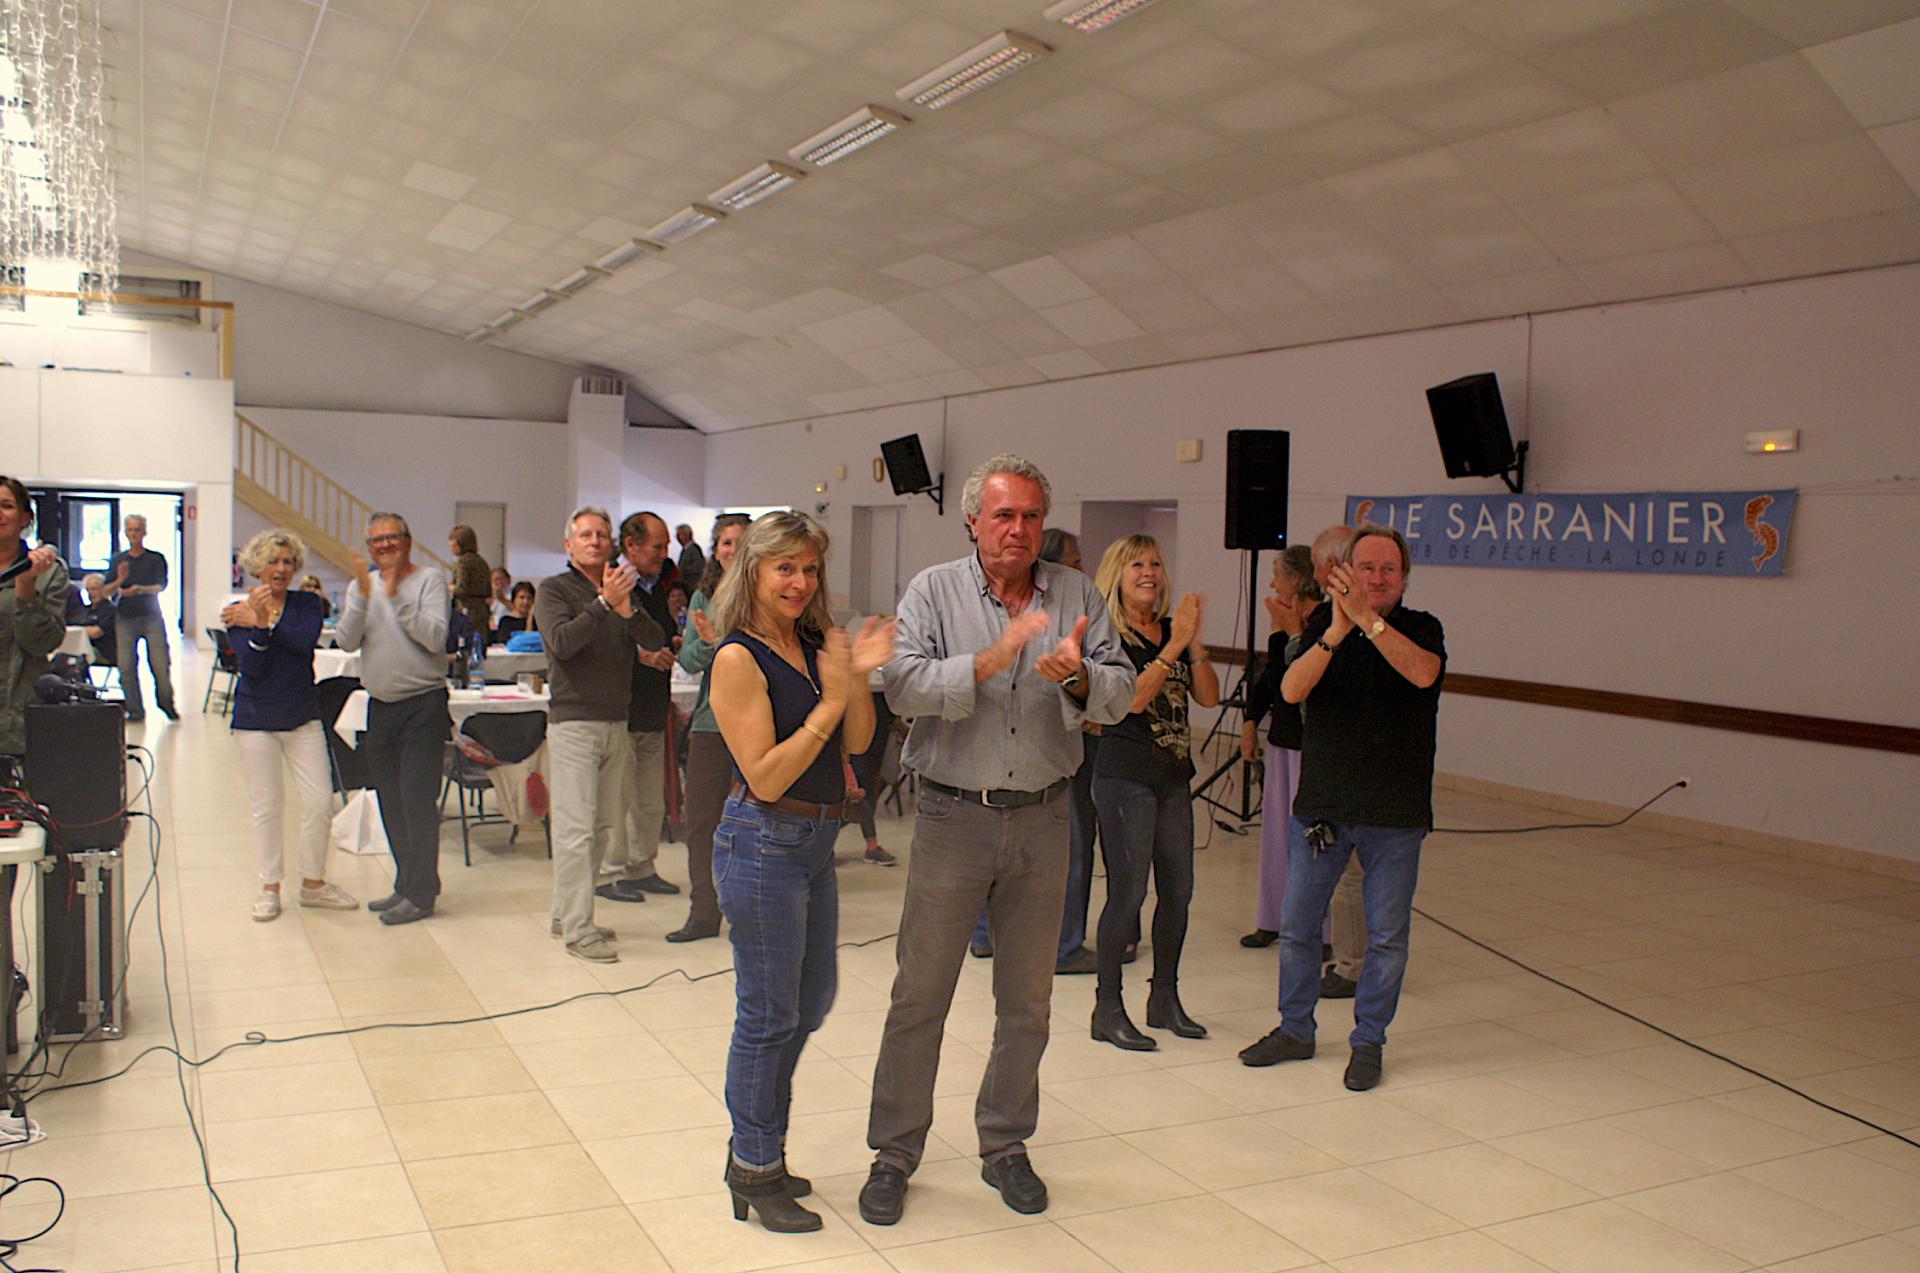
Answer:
[{"left": 1094, "top": 627, "right": 1195, "bottom": 793}]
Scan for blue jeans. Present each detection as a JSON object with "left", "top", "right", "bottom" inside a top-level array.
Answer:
[
  {"left": 1278, "top": 817, "right": 1425, "bottom": 1049},
  {"left": 969, "top": 739, "right": 1101, "bottom": 962},
  {"left": 714, "top": 795, "right": 840, "bottom": 1169}
]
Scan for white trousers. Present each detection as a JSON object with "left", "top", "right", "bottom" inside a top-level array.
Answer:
[
  {"left": 548, "top": 719, "right": 627, "bottom": 943},
  {"left": 234, "top": 721, "right": 334, "bottom": 885},
  {"left": 601, "top": 728, "right": 665, "bottom": 879}
]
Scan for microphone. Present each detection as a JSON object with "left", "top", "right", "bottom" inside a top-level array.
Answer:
[
  {"left": 0, "top": 553, "right": 37, "bottom": 587},
  {"left": 35, "top": 674, "right": 101, "bottom": 704}
]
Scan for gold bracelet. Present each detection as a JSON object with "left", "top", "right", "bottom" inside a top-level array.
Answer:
[{"left": 800, "top": 721, "right": 832, "bottom": 743}]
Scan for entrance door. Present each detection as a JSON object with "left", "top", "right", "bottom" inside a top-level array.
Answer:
[{"left": 455, "top": 501, "right": 508, "bottom": 572}]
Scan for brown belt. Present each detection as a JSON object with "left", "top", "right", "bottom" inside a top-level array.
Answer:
[{"left": 730, "top": 783, "right": 849, "bottom": 822}]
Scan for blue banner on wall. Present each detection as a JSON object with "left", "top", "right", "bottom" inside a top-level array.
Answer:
[{"left": 1342, "top": 490, "right": 1797, "bottom": 576}]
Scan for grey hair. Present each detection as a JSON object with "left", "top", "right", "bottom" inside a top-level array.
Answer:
[
  {"left": 367, "top": 511, "right": 411, "bottom": 538},
  {"left": 240, "top": 527, "right": 309, "bottom": 576},
  {"left": 564, "top": 505, "right": 613, "bottom": 540},
  {"left": 961, "top": 453, "right": 1052, "bottom": 520},
  {"left": 1311, "top": 523, "right": 1355, "bottom": 567},
  {"left": 124, "top": 513, "right": 148, "bottom": 530}
]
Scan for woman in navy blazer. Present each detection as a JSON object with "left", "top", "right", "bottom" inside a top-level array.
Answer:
[{"left": 224, "top": 529, "right": 359, "bottom": 922}]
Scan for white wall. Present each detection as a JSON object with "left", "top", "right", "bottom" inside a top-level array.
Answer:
[
  {"left": 623, "top": 426, "right": 710, "bottom": 551},
  {"left": 703, "top": 263, "right": 1920, "bottom": 864},
  {"left": 5, "top": 366, "right": 236, "bottom": 643},
  {"left": 123, "top": 250, "right": 583, "bottom": 422},
  {"left": 240, "top": 407, "right": 573, "bottom": 584}
]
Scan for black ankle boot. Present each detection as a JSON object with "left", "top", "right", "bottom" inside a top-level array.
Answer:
[
  {"left": 722, "top": 1141, "right": 810, "bottom": 1197},
  {"left": 1145, "top": 979, "right": 1207, "bottom": 1039},
  {"left": 726, "top": 1159, "right": 822, "bottom": 1233},
  {"left": 1091, "top": 996, "right": 1157, "bottom": 1051}
]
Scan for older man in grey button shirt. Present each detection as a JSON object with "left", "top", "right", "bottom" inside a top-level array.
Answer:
[{"left": 859, "top": 455, "right": 1132, "bottom": 1226}]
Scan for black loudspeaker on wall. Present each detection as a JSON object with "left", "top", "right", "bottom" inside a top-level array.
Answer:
[
  {"left": 1427, "top": 372, "right": 1516, "bottom": 479},
  {"left": 1224, "top": 429, "right": 1290, "bottom": 551},
  {"left": 25, "top": 700, "right": 127, "bottom": 849}
]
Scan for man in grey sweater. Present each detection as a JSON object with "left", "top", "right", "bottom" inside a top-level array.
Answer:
[
  {"left": 336, "top": 512, "right": 451, "bottom": 926},
  {"left": 535, "top": 506, "right": 666, "bottom": 962}
]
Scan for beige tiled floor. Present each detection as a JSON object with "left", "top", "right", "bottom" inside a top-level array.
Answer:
[{"left": 5, "top": 709, "right": 1920, "bottom": 1271}]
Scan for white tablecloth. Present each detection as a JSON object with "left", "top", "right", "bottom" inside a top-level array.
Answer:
[
  {"left": 313, "top": 648, "right": 358, "bottom": 680},
  {"left": 332, "top": 687, "right": 550, "bottom": 748},
  {"left": 58, "top": 626, "right": 95, "bottom": 660},
  {"left": 313, "top": 645, "right": 547, "bottom": 684}
]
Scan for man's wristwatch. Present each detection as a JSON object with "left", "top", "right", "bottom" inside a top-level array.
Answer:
[
  {"left": 1060, "top": 667, "right": 1085, "bottom": 692},
  {"left": 1365, "top": 618, "right": 1386, "bottom": 640}
]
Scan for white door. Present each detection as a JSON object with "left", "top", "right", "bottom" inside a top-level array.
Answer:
[
  {"left": 455, "top": 501, "right": 508, "bottom": 572},
  {"left": 850, "top": 505, "right": 904, "bottom": 617}
]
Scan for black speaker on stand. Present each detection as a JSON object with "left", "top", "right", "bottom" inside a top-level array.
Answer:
[{"left": 1197, "top": 429, "right": 1291, "bottom": 829}]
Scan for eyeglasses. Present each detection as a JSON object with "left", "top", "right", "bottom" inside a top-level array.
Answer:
[{"left": 366, "top": 534, "right": 407, "bottom": 547}]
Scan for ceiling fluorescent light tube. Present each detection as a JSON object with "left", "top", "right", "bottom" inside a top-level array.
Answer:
[
  {"left": 552, "top": 269, "right": 600, "bottom": 295},
  {"left": 488, "top": 310, "right": 527, "bottom": 332},
  {"left": 789, "top": 106, "right": 911, "bottom": 167},
  {"left": 513, "top": 291, "right": 562, "bottom": 318},
  {"left": 1043, "top": 0, "right": 1162, "bottom": 33},
  {"left": 464, "top": 326, "right": 495, "bottom": 342},
  {"left": 896, "top": 31, "right": 1050, "bottom": 111},
  {"left": 645, "top": 203, "right": 727, "bottom": 246},
  {"left": 592, "top": 237, "right": 664, "bottom": 272},
  {"left": 711, "top": 161, "right": 806, "bottom": 211}
]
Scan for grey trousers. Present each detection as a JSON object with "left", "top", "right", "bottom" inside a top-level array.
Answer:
[
  {"left": 117, "top": 612, "right": 174, "bottom": 715},
  {"left": 868, "top": 785, "right": 1070, "bottom": 1172},
  {"left": 547, "top": 719, "right": 626, "bottom": 944}
]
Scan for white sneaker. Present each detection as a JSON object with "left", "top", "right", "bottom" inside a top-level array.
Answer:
[
  {"left": 299, "top": 881, "right": 359, "bottom": 910},
  {"left": 251, "top": 891, "right": 281, "bottom": 922},
  {"left": 566, "top": 934, "right": 619, "bottom": 963}
]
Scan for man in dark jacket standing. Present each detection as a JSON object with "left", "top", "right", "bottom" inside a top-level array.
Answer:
[
  {"left": 597, "top": 511, "right": 682, "bottom": 903},
  {"left": 536, "top": 507, "right": 666, "bottom": 963}
]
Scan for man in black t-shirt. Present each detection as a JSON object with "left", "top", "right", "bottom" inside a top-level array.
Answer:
[
  {"left": 1239, "top": 524, "right": 1445, "bottom": 1092},
  {"left": 105, "top": 514, "right": 177, "bottom": 721}
]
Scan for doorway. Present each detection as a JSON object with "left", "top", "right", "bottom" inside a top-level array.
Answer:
[
  {"left": 850, "top": 505, "right": 905, "bottom": 618},
  {"left": 33, "top": 487, "right": 187, "bottom": 632},
  {"left": 1079, "top": 500, "right": 1178, "bottom": 572},
  {"left": 454, "top": 501, "right": 508, "bottom": 573}
]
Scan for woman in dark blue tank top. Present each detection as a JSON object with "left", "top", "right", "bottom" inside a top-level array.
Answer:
[{"left": 706, "top": 511, "right": 894, "bottom": 1232}]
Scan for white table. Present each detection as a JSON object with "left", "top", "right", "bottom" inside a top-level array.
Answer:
[
  {"left": 58, "top": 626, "right": 95, "bottom": 660},
  {"left": 315, "top": 646, "right": 547, "bottom": 684},
  {"left": 332, "top": 686, "right": 551, "bottom": 748},
  {"left": 2, "top": 824, "right": 45, "bottom": 1057}
]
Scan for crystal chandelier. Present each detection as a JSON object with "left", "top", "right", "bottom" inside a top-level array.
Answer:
[{"left": 1, "top": 0, "right": 120, "bottom": 301}]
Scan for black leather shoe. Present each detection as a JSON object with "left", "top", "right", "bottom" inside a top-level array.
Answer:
[
  {"left": 366, "top": 893, "right": 403, "bottom": 912},
  {"left": 1241, "top": 929, "right": 1279, "bottom": 948},
  {"left": 378, "top": 898, "right": 433, "bottom": 925},
  {"left": 628, "top": 874, "right": 681, "bottom": 895},
  {"left": 1121, "top": 943, "right": 1138, "bottom": 965},
  {"left": 858, "top": 1162, "right": 908, "bottom": 1225},
  {"left": 1091, "top": 998, "right": 1156, "bottom": 1051},
  {"left": 1145, "top": 981, "right": 1207, "bottom": 1039},
  {"left": 596, "top": 881, "right": 648, "bottom": 903},
  {"left": 1239, "top": 1027, "right": 1315, "bottom": 1067},
  {"left": 158, "top": 703, "right": 180, "bottom": 721},
  {"left": 1054, "top": 946, "right": 1097, "bottom": 975},
  {"left": 666, "top": 918, "right": 721, "bottom": 943},
  {"left": 1321, "top": 968, "right": 1358, "bottom": 999},
  {"left": 981, "top": 1153, "right": 1048, "bottom": 1214},
  {"left": 1345, "top": 1043, "right": 1384, "bottom": 1091}
]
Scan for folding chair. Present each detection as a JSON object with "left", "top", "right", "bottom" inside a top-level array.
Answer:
[
  {"left": 202, "top": 628, "right": 240, "bottom": 714},
  {"left": 446, "top": 710, "right": 552, "bottom": 866}
]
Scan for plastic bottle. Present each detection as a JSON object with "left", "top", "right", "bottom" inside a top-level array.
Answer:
[{"left": 468, "top": 628, "right": 486, "bottom": 689}]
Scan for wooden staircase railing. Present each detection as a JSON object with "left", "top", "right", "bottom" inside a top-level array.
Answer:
[{"left": 234, "top": 413, "right": 454, "bottom": 578}]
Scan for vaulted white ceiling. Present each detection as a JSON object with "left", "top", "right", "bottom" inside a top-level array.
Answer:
[{"left": 107, "top": 0, "right": 1920, "bottom": 430}]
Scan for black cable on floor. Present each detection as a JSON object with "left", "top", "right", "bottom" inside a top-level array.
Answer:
[
  {"left": 1409, "top": 901, "right": 1920, "bottom": 1151},
  {"left": 1429, "top": 780, "right": 1687, "bottom": 836},
  {"left": 0, "top": 1171, "right": 65, "bottom": 1273}
]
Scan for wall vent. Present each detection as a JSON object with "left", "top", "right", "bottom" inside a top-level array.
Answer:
[{"left": 579, "top": 375, "right": 626, "bottom": 397}]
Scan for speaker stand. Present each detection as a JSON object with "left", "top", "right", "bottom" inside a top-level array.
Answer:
[{"left": 1191, "top": 548, "right": 1264, "bottom": 834}]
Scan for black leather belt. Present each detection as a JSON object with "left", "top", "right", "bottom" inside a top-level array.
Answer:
[{"left": 921, "top": 778, "right": 1068, "bottom": 809}]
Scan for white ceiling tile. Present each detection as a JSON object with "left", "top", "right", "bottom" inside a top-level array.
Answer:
[
  {"left": 1613, "top": 55, "right": 1865, "bottom": 171},
  {"left": 884, "top": 337, "right": 963, "bottom": 376},
  {"left": 311, "top": 11, "right": 409, "bottom": 66},
  {"left": 1570, "top": 242, "right": 1757, "bottom": 303},
  {"left": 1038, "top": 296, "right": 1146, "bottom": 347},
  {"left": 879, "top": 254, "right": 977, "bottom": 287},
  {"left": 973, "top": 359, "right": 1047, "bottom": 390},
  {"left": 1254, "top": 112, "right": 1430, "bottom": 179},
  {"left": 402, "top": 161, "right": 478, "bottom": 202},
  {"left": 1872, "top": 118, "right": 1920, "bottom": 194},
  {"left": 1454, "top": 108, "right": 1658, "bottom": 204},
  {"left": 1522, "top": 4, "right": 1791, "bottom": 100},
  {"left": 1676, "top": 134, "right": 1917, "bottom": 237},
  {"left": 988, "top": 257, "right": 1096, "bottom": 309},
  {"left": 1090, "top": 336, "right": 1175, "bottom": 373},
  {"left": 223, "top": 30, "right": 309, "bottom": 83},
  {"left": 1385, "top": 61, "right": 1590, "bottom": 143},
  {"left": 1025, "top": 350, "right": 1105, "bottom": 380},
  {"left": 1804, "top": 16, "right": 1920, "bottom": 126},
  {"left": 1720, "top": 0, "right": 1920, "bottom": 47},
  {"left": 1159, "top": 322, "right": 1260, "bottom": 361},
  {"left": 1729, "top": 206, "right": 1920, "bottom": 277},
  {"left": 1507, "top": 178, "right": 1719, "bottom": 263},
  {"left": 1105, "top": 279, "right": 1225, "bottom": 335},
  {"left": 1442, "top": 267, "right": 1594, "bottom": 318}
]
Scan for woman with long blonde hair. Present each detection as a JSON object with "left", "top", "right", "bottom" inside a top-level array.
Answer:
[
  {"left": 707, "top": 511, "right": 893, "bottom": 1232},
  {"left": 1087, "top": 533, "right": 1219, "bottom": 1050}
]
